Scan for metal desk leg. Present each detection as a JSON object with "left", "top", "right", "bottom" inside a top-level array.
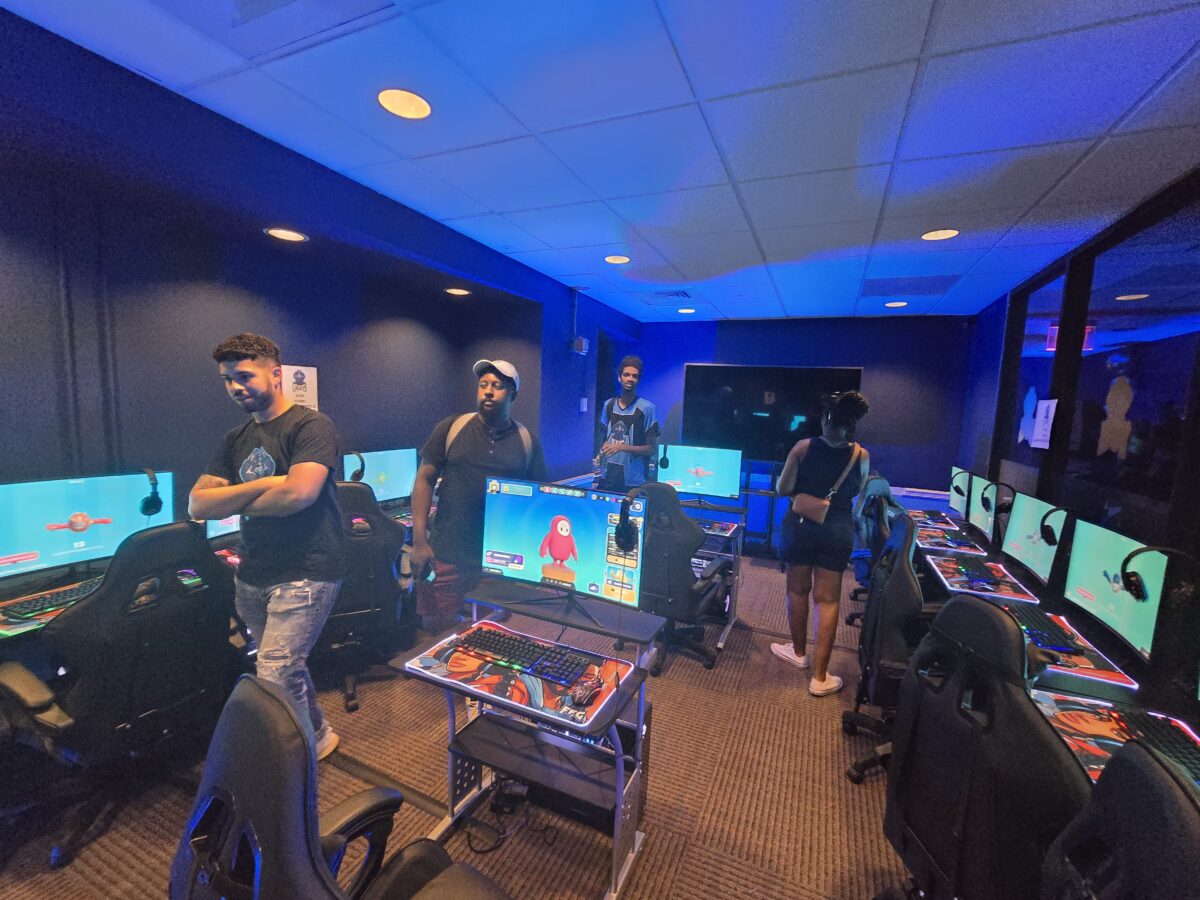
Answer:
[
  {"left": 429, "top": 689, "right": 489, "bottom": 842},
  {"left": 604, "top": 691, "right": 645, "bottom": 900},
  {"left": 717, "top": 528, "right": 742, "bottom": 650}
]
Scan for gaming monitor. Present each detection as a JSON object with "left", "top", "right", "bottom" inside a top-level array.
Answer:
[
  {"left": 1064, "top": 521, "right": 1166, "bottom": 661},
  {"left": 481, "top": 479, "right": 646, "bottom": 608},
  {"left": 1001, "top": 492, "right": 1061, "bottom": 583},
  {"left": 949, "top": 466, "right": 970, "bottom": 516},
  {"left": 681, "top": 364, "right": 862, "bottom": 462},
  {"left": 205, "top": 515, "right": 241, "bottom": 540},
  {"left": 343, "top": 448, "right": 418, "bottom": 503},
  {"left": 0, "top": 473, "right": 175, "bottom": 580},
  {"left": 657, "top": 445, "right": 742, "bottom": 499},
  {"left": 967, "top": 476, "right": 995, "bottom": 540}
]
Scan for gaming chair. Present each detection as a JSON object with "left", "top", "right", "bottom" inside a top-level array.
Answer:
[
  {"left": 847, "top": 475, "right": 904, "bottom": 625},
  {"left": 636, "top": 482, "right": 732, "bottom": 674},
  {"left": 170, "top": 676, "right": 510, "bottom": 900},
  {"left": 0, "top": 521, "right": 243, "bottom": 867},
  {"left": 315, "top": 482, "right": 414, "bottom": 712},
  {"left": 1041, "top": 739, "right": 1200, "bottom": 899},
  {"left": 881, "top": 596, "right": 1090, "bottom": 900}
]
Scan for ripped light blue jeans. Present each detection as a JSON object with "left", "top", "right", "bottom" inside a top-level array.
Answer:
[{"left": 234, "top": 578, "right": 340, "bottom": 737}]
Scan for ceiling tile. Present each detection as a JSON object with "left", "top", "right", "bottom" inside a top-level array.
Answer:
[
  {"left": 771, "top": 259, "right": 868, "bottom": 315},
  {"left": 442, "top": 213, "right": 547, "bottom": 252},
  {"left": 152, "top": 0, "right": 393, "bottom": 59},
  {"left": 705, "top": 63, "right": 916, "bottom": 181},
  {"left": 971, "top": 243, "right": 1075, "bottom": 275},
  {"left": 659, "top": 0, "right": 932, "bottom": 98},
  {"left": 873, "top": 208, "right": 1028, "bottom": 253},
  {"left": 778, "top": 286, "right": 863, "bottom": 318},
  {"left": 686, "top": 267, "right": 777, "bottom": 294},
  {"left": 611, "top": 184, "right": 748, "bottom": 238},
  {"left": 698, "top": 283, "right": 779, "bottom": 305},
  {"left": 504, "top": 202, "right": 632, "bottom": 249},
  {"left": 929, "top": 0, "right": 1195, "bottom": 54},
  {"left": 261, "top": 17, "right": 527, "bottom": 157},
  {"left": 1120, "top": 53, "right": 1200, "bottom": 132},
  {"left": 885, "top": 143, "right": 1088, "bottom": 217},
  {"left": 929, "top": 272, "right": 1022, "bottom": 314},
  {"left": 540, "top": 105, "right": 727, "bottom": 198},
  {"left": 999, "top": 202, "right": 1124, "bottom": 247},
  {"left": 867, "top": 249, "right": 985, "bottom": 277},
  {"left": 410, "top": 0, "right": 693, "bottom": 131},
  {"left": 854, "top": 295, "right": 940, "bottom": 316},
  {"left": 902, "top": 9, "right": 1200, "bottom": 159},
  {"left": 585, "top": 291, "right": 656, "bottom": 321},
  {"left": 652, "top": 231, "right": 764, "bottom": 281},
  {"left": 739, "top": 165, "right": 890, "bottom": 230},
  {"left": 1040, "top": 126, "right": 1200, "bottom": 209},
  {"left": 559, "top": 241, "right": 682, "bottom": 286},
  {"left": 415, "top": 137, "right": 595, "bottom": 212},
  {"left": 758, "top": 221, "right": 877, "bottom": 265},
  {"left": 185, "top": 69, "right": 395, "bottom": 171},
  {"left": 346, "top": 158, "right": 489, "bottom": 218},
  {"left": 509, "top": 247, "right": 594, "bottom": 277},
  {"left": 3, "top": 0, "right": 246, "bottom": 89}
]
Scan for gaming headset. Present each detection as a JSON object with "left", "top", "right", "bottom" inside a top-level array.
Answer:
[
  {"left": 614, "top": 486, "right": 647, "bottom": 553},
  {"left": 348, "top": 451, "right": 365, "bottom": 482},
  {"left": 1038, "top": 506, "right": 1069, "bottom": 546},
  {"left": 140, "top": 468, "right": 163, "bottom": 517},
  {"left": 1120, "top": 546, "right": 1200, "bottom": 601},
  {"left": 658, "top": 444, "right": 670, "bottom": 470},
  {"left": 979, "top": 481, "right": 1017, "bottom": 515}
]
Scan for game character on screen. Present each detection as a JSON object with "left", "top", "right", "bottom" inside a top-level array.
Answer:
[
  {"left": 540, "top": 515, "right": 578, "bottom": 583},
  {"left": 686, "top": 465, "right": 713, "bottom": 481},
  {"left": 188, "top": 332, "right": 346, "bottom": 761}
]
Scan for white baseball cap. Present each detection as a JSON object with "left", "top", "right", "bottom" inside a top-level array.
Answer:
[{"left": 473, "top": 359, "right": 520, "bottom": 392}]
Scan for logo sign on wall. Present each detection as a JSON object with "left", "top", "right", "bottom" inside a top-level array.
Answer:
[{"left": 282, "top": 365, "right": 319, "bottom": 411}]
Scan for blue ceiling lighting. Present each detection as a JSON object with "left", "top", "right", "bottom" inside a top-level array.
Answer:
[{"left": 4, "top": 0, "right": 1200, "bottom": 322}]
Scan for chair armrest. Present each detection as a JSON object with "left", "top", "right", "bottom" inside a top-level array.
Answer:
[
  {"left": 696, "top": 555, "right": 731, "bottom": 581},
  {"left": 319, "top": 786, "right": 404, "bottom": 900},
  {"left": 0, "top": 661, "right": 55, "bottom": 711}
]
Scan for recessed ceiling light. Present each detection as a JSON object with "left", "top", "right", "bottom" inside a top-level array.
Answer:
[
  {"left": 1115, "top": 293, "right": 1149, "bottom": 301},
  {"left": 377, "top": 88, "right": 432, "bottom": 120},
  {"left": 444, "top": 288, "right": 471, "bottom": 296},
  {"left": 921, "top": 229, "right": 959, "bottom": 241},
  {"left": 678, "top": 307, "right": 696, "bottom": 314},
  {"left": 885, "top": 301, "right": 908, "bottom": 308},
  {"left": 604, "top": 255, "right": 631, "bottom": 265},
  {"left": 263, "top": 227, "right": 308, "bottom": 242}
]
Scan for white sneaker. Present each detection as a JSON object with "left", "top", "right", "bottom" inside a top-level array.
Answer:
[
  {"left": 769, "top": 642, "right": 809, "bottom": 669},
  {"left": 809, "top": 674, "right": 844, "bottom": 697},
  {"left": 315, "top": 725, "right": 340, "bottom": 760}
]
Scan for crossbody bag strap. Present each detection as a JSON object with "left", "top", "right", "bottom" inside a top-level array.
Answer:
[{"left": 824, "top": 443, "right": 861, "bottom": 499}]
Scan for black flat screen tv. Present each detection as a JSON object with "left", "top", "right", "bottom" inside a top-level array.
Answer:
[{"left": 682, "top": 364, "right": 863, "bottom": 462}]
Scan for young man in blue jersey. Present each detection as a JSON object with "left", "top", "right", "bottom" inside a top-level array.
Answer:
[{"left": 596, "top": 356, "right": 660, "bottom": 492}]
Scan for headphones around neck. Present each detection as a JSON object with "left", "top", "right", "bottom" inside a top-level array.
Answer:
[
  {"left": 140, "top": 468, "right": 162, "bottom": 517},
  {"left": 348, "top": 451, "right": 365, "bottom": 482},
  {"left": 614, "top": 486, "right": 647, "bottom": 552},
  {"left": 1120, "top": 546, "right": 1200, "bottom": 601}
]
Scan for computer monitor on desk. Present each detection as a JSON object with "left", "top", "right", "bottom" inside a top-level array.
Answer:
[
  {"left": 656, "top": 445, "right": 742, "bottom": 500},
  {"left": 1063, "top": 521, "right": 1166, "bottom": 662},
  {"left": 967, "top": 476, "right": 995, "bottom": 542},
  {"left": 0, "top": 473, "right": 175, "bottom": 580},
  {"left": 481, "top": 479, "right": 646, "bottom": 611},
  {"left": 205, "top": 514, "right": 240, "bottom": 540},
  {"left": 343, "top": 448, "right": 418, "bottom": 504},
  {"left": 1001, "top": 492, "right": 1064, "bottom": 584}
]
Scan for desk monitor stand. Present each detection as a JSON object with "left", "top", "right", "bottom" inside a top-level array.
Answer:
[{"left": 502, "top": 586, "right": 602, "bottom": 627}]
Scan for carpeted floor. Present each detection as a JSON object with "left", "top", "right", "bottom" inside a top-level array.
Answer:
[{"left": 0, "top": 558, "right": 905, "bottom": 898}]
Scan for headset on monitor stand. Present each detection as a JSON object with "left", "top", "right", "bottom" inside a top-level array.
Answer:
[
  {"left": 348, "top": 451, "right": 365, "bottom": 482},
  {"left": 140, "top": 468, "right": 163, "bottom": 517},
  {"left": 1120, "top": 546, "right": 1200, "bottom": 601},
  {"left": 615, "top": 486, "right": 647, "bottom": 553},
  {"left": 950, "top": 469, "right": 970, "bottom": 498},
  {"left": 658, "top": 445, "right": 669, "bottom": 469},
  {"left": 1038, "top": 506, "right": 1070, "bottom": 545},
  {"left": 980, "top": 481, "right": 1018, "bottom": 515}
]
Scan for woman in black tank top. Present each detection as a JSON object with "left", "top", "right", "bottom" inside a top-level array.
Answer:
[{"left": 771, "top": 392, "right": 870, "bottom": 696}]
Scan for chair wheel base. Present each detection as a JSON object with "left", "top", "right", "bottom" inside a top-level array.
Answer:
[
  {"left": 846, "top": 767, "right": 865, "bottom": 785},
  {"left": 843, "top": 721, "right": 858, "bottom": 736}
]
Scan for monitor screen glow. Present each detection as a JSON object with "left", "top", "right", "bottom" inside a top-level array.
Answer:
[
  {"left": 343, "top": 448, "right": 418, "bottom": 503},
  {"left": 0, "top": 473, "right": 175, "bottom": 579},
  {"left": 949, "top": 466, "right": 969, "bottom": 516},
  {"left": 1064, "top": 521, "right": 1166, "bottom": 661},
  {"left": 967, "top": 477, "right": 994, "bottom": 538},
  {"left": 481, "top": 479, "right": 645, "bottom": 608},
  {"left": 657, "top": 445, "right": 742, "bottom": 499},
  {"left": 1001, "top": 493, "right": 1060, "bottom": 583},
  {"left": 205, "top": 515, "right": 241, "bottom": 539}
]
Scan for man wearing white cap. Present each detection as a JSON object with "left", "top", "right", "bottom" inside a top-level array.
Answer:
[{"left": 409, "top": 359, "right": 546, "bottom": 631}]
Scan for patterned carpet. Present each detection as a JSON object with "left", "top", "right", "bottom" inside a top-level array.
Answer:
[{"left": 0, "top": 562, "right": 905, "bottom": 899}]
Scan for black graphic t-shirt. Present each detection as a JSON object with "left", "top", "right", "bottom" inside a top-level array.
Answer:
[{"left": 205, "top": 405, "right": 345, "bottom": 587}]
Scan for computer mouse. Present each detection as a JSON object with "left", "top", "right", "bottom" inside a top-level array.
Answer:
[{"left": 569, "top": 678, "right": 602, "bottom": 707}]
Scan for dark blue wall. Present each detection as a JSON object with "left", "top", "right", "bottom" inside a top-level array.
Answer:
[
  {"left": 957, "top": 295, "right": 1008, "bottom": 473},
  {"left": 634, "top": 317, "right": 971, "bottom": 489}
]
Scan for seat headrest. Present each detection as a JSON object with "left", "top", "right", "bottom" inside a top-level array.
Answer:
[
  {"left": 931, "top": 595, "right": 1030, "bottom": 685},
  {"left": 336, "top": 480, "right": 381, "bottom": 512},
  {"left": 638, "top": 481, "right": 682, "bottom": 515}
]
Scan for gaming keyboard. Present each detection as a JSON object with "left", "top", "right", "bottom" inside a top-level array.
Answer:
[
  {"left": 956, "top": 556, "right": 999, "bottom": 583},
  {"left": 453, "top": 628, "right": 596, "bottom": 687},
  {"left": 996, "top": 600, "right": 1082, "bottom": 653},
  {"left": 1, "top": 576, "right": 103, "bottom": 620},
  {"left": 1115, "top": 710, "right": 1200, "bottom": 780}
]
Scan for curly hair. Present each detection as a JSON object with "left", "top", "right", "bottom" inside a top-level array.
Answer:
[
  {"left": 212, "top": 333, "right": 281, "bottom": 366},
  {"left": 619, "top": 355, "right": 644, "bottom": 374},
  {"left": 823, "top": 390, "right": 870, "bottom": 429}
]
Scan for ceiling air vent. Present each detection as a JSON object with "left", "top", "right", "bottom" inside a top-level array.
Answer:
[{"left": 652, "top": 289, "right": 691, "bottom": 299}]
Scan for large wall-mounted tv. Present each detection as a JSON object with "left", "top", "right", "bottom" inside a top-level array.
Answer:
[{"left": 682, "top": 364, "right": 863, "bottom": 462}]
